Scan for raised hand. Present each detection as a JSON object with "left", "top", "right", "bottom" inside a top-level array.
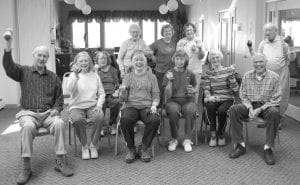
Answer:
[
  {"left": 166, "top": 71, "right": 174, "bottom": 81},
  {"left": 284, "top": 36, "right": 294, "bottom": 47},
  {"left": 246, "top": 40, "right": 253, "bottom": 49}
]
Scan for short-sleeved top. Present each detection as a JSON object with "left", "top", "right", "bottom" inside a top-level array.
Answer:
[
  {"left": 98, "top": 66, "right": 119, "bottom": 95},
  {"left": 149, "top": 38, "right": 176, "bottom": 73},
  {"left": 162, "top": 68, "right": 196, "bottom": 101}
]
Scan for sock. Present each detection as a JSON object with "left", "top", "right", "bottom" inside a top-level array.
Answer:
[
  {"left": 264, "top": 144, "right": 271, "bottom": 150},
  {"left": 90, "top": 143, "right": 95, "bottom": 148},
  {"left": 240, "top": 142, "right": 245, "bottom": 148},
  {"left": 23, "top": 157, "right": 31, "bottom": 170}
]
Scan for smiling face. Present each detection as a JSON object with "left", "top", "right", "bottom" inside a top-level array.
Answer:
[
  {"left": 33, "top": 50, "right": 49, "bottom": 68},
  {"left": 252, "top": 54, "right": 267, "bottom": 74},
  {"left": 77, "top": 54, "right": 92, "bottom": 72},
  {"left": 132, "top": 53, "right": 147, "bottom": 72},
  {"left": 184, "top": 25, "right": 195, "bottom": 40},
  {"left": 129, "top": 25, "right": 141, "bottom": 40},
  {"left": 174, "top": 55, "right": 186, "bottom": 69},
  {"left": 209, "top": 52, "right": 222, "bottom": 69},
  {"left": 163, "top": 27, "right": 173, "bottom": 39},
  {"left": 264, "top": 24, "right": 277, "bottom": 42}
]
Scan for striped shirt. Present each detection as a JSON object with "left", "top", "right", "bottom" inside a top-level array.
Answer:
[
  {"left": 203, "top": 66, "right": 239, "bottom": 100},
  {"left": 240, "top": 69, "right": 281, "bottom": 110},
  {"left": 3, "top": 51, "right": 63, "bottom": 112}
]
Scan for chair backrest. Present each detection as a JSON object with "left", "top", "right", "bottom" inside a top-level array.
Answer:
[{"left": 62, "top": 72, "right": 71, "bottom": 105}]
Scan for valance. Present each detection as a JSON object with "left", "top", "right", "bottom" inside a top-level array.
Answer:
[{"left": 68, "top": 10, "right": 172, "bottom": 23}]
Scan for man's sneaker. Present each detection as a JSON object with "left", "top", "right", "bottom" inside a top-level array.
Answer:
[
  {"left": 168, "top": 139, "right": 178, "bottom": 152},
  {"left": 229, "top": 143, "right": 246, "bottom": 159},
  {"left": 82, "top": 146, "right": 90, "bottom": 160},
  {"left": 264, "top": 148, "right": 275, "bottom": 165},
  {"left": 54, "top": 157, "right": 74, "bottom": 177},
  {"left": 16, "top": 169, "right": 32, "bottom": 185},
  {"left": 110, "top": 124, "right": 117, "bottom": 135},
  {"left": 90, "top": 146, "right": 99, "bottom": 159},
  {"left": 218, "top": 136, "right": 226, "bottom": 146},
  {"left": 209, "top": 136, "right": 217, "bottom": 147},
  {"left": 125, "top": 147, "right": 136, "bottom": 163},
  {"left": 182, "top": 139, "right": 193, "bottom": 152}
]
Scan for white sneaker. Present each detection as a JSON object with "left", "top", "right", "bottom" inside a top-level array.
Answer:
[
  {"left": 82, "top": 146, "right": 90, "bottom": 160},
  {"left": 90, "top": 146, "right": 99, "bottom": 159},
  {"left": 182, "top": 139, "right": 193, "bottom": 152},
  {"left": 168, "top": 139, "right": 178, "bottom": 152},
  {"left": 209, "top": 136, "right": 217, "bottom": 147},
  {"left": 218, "top": 136, "right": 226, "bottom": 146},
  {"left": 110, "top": 124, "right": 117, "bottom": 135}
]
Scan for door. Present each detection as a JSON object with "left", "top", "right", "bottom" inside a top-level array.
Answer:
[{"left": 218, "top": 9, "right": 236, "bottom": 67}]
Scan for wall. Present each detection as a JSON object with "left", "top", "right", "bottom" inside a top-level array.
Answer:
[{"left": 0, "top": 0, "right": 19, "bottom": 106}]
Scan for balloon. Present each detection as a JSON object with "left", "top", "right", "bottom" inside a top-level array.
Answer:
[
  {"left": 75, "top": 0, "right": 86, "bottom": 10},
  {"left": 167, "top": 0, "right": 178, "bottom": 11},
  {"left": 64, "top": 0, "right": 75, "bottom": 4},
  {"left": 159, "top": 4, "right": 168, "bottom": 15},
  {"left": 82, "top": 5, "right": 92, "bottom": 15}
]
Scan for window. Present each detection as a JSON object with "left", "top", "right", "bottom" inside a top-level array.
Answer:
[
  {"left": 143, "top": 20, "right": 155, "bottom": 45},
  {"left": 72, "top": 20, "right": 85, "bottom": 48},
  {"left": 88, "top": 19, "right": 100, "bottom": 48},
  {"left": 104, "top": 20, "right": 138, "bottom": 48}
]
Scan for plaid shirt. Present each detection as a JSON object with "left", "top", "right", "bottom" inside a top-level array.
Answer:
[
  {"left": 240, "top": 69, "right": 281, "bottom": 110},
  {"left": 3, "top": 51, "right": 63, "bottom": 112}
]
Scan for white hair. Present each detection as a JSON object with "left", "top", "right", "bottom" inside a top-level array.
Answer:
[{"left": 32, "top": 46, "right": 49, "bottom": 57}]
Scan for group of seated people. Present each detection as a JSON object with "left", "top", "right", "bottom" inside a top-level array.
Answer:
[{"left": 2, "top": 26, "right": 283, "bottom": 185}]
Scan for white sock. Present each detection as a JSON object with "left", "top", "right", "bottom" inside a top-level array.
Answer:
[
  {"left": 240, "top": 142, "right": 245, "bottom": 148},
  {"left": 264, "top": 144, "right": 271, "bottom": 150}
]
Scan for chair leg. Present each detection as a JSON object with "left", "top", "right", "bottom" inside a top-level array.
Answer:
[
  {"left": 73, "top": 126, "right": 77, "bottom": 157},
  {"left": 115, "top": 122, "right": 119, "bottom": 156},
  {"left": 195, "top": 116, "right": 198, "bottom": 146},
  {"left": 68, "top": 121, "right": 72, "bottom": 145},
  {"left": 244, "top": 121, "right": 248, "bottom": 148},
  {"left": 151, "top": 143, "right": 155, "bottom": 157}
]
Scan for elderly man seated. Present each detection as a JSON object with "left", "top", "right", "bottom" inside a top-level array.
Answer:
[
  {"left": 228, "top": 53, "right": 281, "bottom": 165},
  {"left": 2, "top": 29, "right": 73, "bottom": 185}
]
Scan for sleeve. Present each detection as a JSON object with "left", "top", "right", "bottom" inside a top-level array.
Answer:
[
  {"left": 66, "top": 72, "right": 79, "bottom": 96},
  {"left": 117, "top": 40, "right": 128, "bottom": 73},
  {"left": 112, "top": 68, "right": 120, "bottom": 89},
  {"left": 283, "top": 42, "right": 297, "bottom": 62},
  {"left": 240, "top": 74, "right": 252, "bottom": 109},
  {"left": 227, "top": 71, "right": 239, "bottom": 92},
  {"left": 2, "top": 50, "right": 23, "bottom": 82},
  {"left": 53, "top": 77, "right": 64, "bottom": 112},
  {"left": 177, "top": 39, "right": 186, "bottom": 50},
  {"left": 151, "top": 74, "right": 160, "bottom": 106},
  {"left": 149, "top": 41, "right": 157, "bottom": 54},
  {"left": 257, "top": 41, "right": 265, "bottom": 55},
  {"left": 190, "top": 72, "right": 197, "bottom": 87},
  {"left": 96, "top": 75, "right": 106, "bottom": 108},
  {"left": 203, "top": 75, "right": 211, "bottom": 97},
  {"left": 261, "top": 75, "right": 282, "bottom": 110}
]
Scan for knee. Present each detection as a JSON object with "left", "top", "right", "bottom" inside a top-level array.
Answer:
[
  {"left": 166, "top": 105, "right": 180, "bottom": 116},
  {"left": 120, "top": 116, "right": 135, "bottom": 127},
  {"left": 266, "top": 107, "right": 280, "bottom": 118},
  {"left": 21, "top": 125, "right": 36, "bottom": 134},
  {"left": 228, "top": 105, "right": 239, "bottom": 118},
  {"left": 72, "top": 117, "right": 86, "bottom": 127},
  {"left": 184, "top": 104, "right": 198, "bottom": 116},
  {"left": 94, "top": 113, "right": 104, "bottom": 124},
  {"left": 53, "top": 117, "right": 66, "bottom": 129}
]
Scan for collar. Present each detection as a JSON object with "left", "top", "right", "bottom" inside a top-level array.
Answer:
[
  {"left": 253, "top": 69, "right": 267, "bottom": 80},
  {"left": 31, "top": 65, "right": 48, "bottom": 75},
  {"left": 265, "top": 35, "right": 281, "bottom": 43}
]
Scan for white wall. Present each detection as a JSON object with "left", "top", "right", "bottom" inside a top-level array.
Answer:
[{"left": 0, "top": 0, "right": 19, "bottom": 106}]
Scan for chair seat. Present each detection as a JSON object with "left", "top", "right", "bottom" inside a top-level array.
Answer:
[{"left": 37, "top": 127, "right": 50, "bottom": 136}]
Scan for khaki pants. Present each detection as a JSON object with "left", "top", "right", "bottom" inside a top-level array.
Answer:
[{"left": 17, "top": 110, "right": 67, "bottom": 158}]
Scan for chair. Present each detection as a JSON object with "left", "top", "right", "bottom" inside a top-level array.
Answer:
[{"left": 114, "top": 112, "right": 158, "bottom": 157}]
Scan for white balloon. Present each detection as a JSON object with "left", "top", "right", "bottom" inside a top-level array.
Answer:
[
  {"left": 82, "top": 5, "right": 92, "bottom": 15},
  {"left": 167, "top": 0, "right": 178, "bottom": 11},
  {"left": 64, "top": 0, "right": 75, "bottom": 4},
  {"left": 159, "top": 4, "right": 168, "bottom": 15},
  {"left": 75, "top": 0, "right": 86, "bottom": 10}
]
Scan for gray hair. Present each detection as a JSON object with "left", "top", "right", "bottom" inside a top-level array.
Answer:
[
  {"left": 32, "top": 46, "right": 49, "bottom": 57},
  {"left": 207, "top": 50, "right": 224, "bottom": 62},
  {"left": 263, "top": 23, "right": 278, "bottom": 32},
  {"left": 252, "top": 53, "right": 267, "bottom": 63},
  {"left": 129, "top": 24, "right": 141, "bottom": 35}
]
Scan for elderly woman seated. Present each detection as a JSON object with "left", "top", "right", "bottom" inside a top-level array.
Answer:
[
  {"left": 163, "top": 49, "right": 198, "bottom": 153},
  {"left": 119, "top": 50, "right": 160, "bottom": 163},
  {"left": 95, "top": 51, "right": 121, "bottom": 135},
  {"left": 66, "top": 51, "right": 105, "bottom": 160},
  {"left": 202, "top": 50, "right": 239, "bottom": 147}
]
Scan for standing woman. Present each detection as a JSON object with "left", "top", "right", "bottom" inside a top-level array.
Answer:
[
  {"left": 119, "top": 50, "right": 160, "bottom": 163},
  {"left": 203, "top": 50, "right": 239, "bottom": 147},
  {"left": 149, "top": 24, "right": 176, "bottom": 106},
  {"left": 117, "top": 24, "right": 151, "bottom": 77},
  {"left": 177, "top": 23, "right": 205, "bottom": 101},
  {"left": 67, "top": 51, "right": 105, "bottom": 160},
  {"left": 163, "top": 49, "right": 198, "bottom": 153}
]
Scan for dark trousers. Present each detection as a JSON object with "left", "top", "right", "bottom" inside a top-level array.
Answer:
[
  {"left": 102, "top": 94, "right": 121, "bottom": 126},
  {"left": 154, "top": 71, "right": 165, "bottom": 108},
  {"left": 206, "top": 100, "right": 233, "bottom": 136},
  {"left": 228, "top": 103, "right": 280, "bottom": 147},
  {"left": 120, "top": 107, "right": 160, "bottom": 149}
]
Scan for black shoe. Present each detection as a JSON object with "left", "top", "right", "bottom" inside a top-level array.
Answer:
[
  {"left": 229, "top": 143, "right": 246, "bottom": 159},
  {"left": 264, "top": 148, "right": 275, "bottom": 165},
  {"left": 257, "top": 123, "right": 267, "bottom": 128},
  {"left": 138, "top": 144, "right": 151, "bottom": 163},
  {"left": 17, "top": 169, "right": 32, "bottom": 185},
  {"left": 125, "top": 147, "right": 136, "bottom": 163}
]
